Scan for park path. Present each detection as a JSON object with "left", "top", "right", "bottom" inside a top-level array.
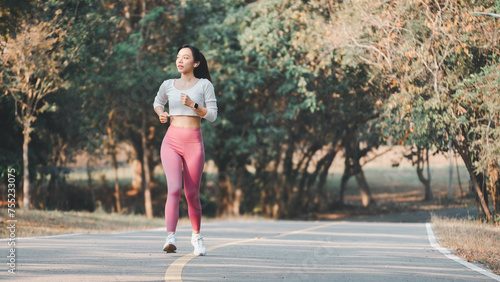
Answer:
[{"left": 2, "top": 219, "right": 499, "bottom": 281}]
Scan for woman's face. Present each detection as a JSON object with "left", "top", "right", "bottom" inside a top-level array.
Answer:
[{"left": 176, "top": 48, "right": 198, "bottom": 74}]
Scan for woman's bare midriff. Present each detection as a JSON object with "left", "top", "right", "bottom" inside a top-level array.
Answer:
[{"left": 170, "top": 115, "right": 202, "bottom": 129}]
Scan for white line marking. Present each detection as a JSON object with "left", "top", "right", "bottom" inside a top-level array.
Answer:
[{"left": 426, "top": 222, "right": 500, "bottom": 281}]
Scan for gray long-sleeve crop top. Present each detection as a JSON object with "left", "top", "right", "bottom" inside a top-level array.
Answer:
[{"left": 153, "top": 78, "right": 218, "bottom": 122}]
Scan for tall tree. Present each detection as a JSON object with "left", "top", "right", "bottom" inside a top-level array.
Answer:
[
  {"left": 331, "top": 0, "right": 498, "bottom": 218},
  {"left": 0, "top": 17, "right": 67, "bottom": 209},
  {"left": 455, "top": 61, "right": 500, "bottom": 215}
]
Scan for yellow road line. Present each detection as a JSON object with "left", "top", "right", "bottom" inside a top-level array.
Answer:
[
  {"left": 164, "top": 221, "right": 340, "bottom": 282},
  {"left": 164, "top": 253, "right": 196, "bottom": 282}
]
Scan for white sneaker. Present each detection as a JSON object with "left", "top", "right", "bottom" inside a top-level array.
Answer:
[
  {"left": 191, "top": 234, "right": 207, "bottom": 256},
  {"left": 163, "top": 233, "right": 177, "bottom": 253}
]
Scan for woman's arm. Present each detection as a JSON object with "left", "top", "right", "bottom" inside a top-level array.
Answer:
[
  {"left": 180, "top": 93, "right": 217, "bottom": 122},
  {"left": 154, "top": 106, "right": 164, "bottom": 117},
  {"left": 198, "top": 81, "right": 217, "bottom": 122},
  {"left": 180, "top": 94, "right": 207, "bottom": 115},
  {"left": 154, "top": 81, "right": 170, "bottom": 123},
  {"left": 201, "top": 98, "right": 217, "bottom": 122}
]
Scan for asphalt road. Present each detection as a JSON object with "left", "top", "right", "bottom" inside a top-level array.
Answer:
[{"left": 2, "top": 218, "right": 499, "bottom": 281}]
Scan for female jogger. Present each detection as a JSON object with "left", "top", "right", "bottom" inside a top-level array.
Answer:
[{"left": 153, "top": 44, "right": 217, "bottom": 256}]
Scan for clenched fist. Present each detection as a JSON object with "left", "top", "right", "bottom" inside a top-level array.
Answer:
[
  {"left": 159, "top": 111, "right": 170, "bottom": 123},
  {"left": 180, "top": 93, "right": 195, "bottom": 108}
]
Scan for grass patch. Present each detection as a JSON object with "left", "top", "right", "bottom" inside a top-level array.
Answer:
[
  {"left": 329, "top": 166, "right": 471, "bottom": 204},
  {"left": 0, "top": 209, "right": 264, "bottom": 239},
  {"left": 0, "top": 209, "right": 174, "bottom": 238},
  {"left": 431, "top": 214, "right": 500, "bottom": 275}
]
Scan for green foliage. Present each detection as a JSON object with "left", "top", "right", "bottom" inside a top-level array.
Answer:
[
  {"left": 0, "top": 95, "right": 23, "bottom": 176},
  {"left": 3, "top": 0, "right": 500, "bottom": 217},
  {"left": 454, "top": 61, "right": 500, "bottom": 173},
  {"left": 0, "top": 0, "right": 34, "bottom": 38}
]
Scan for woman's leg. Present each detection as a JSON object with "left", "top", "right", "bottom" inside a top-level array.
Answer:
[
  {"left": 182, "top": 141, "right": 205, "bottom": 232},
  {"left": 161, "top": 137, "right": 183, "bottom": 233}
]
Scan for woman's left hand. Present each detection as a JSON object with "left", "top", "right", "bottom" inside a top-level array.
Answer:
[{"left": 180, "top": 93, "right": 195, "bottom": 108}]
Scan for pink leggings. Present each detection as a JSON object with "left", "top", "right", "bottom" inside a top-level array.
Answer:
[{"left": 161, "top": 126, "right": 205, "bottom": 233}]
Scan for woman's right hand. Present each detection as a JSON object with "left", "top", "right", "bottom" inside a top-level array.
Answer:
[{"left": 159, "top": 112, "right": 170, "bottom": 123}]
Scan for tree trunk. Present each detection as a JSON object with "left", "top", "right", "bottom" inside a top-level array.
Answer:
[
  {"left": 112, "top": 153, "right": 121, "bottom": 213},
  {"left": 316, "top": 146, "right": 339, "bottom": 191},
  {"left": 135, "top": 0, "right": 152, "bottom": 218},
  {"left": 339, "top": 164, "right": 352, "bottom": 205},
  {"left": 341, "top": 131, "right": 375, "bottom": 207},
  {"left": 131, "top": 159, "right": 143, "bottom": 190},
  {"left": 142, "top": 110, "right": 153, "bottom": 218},
  {"left": 488, "top": 162, "right": 499, "bottom": 215},
  {"left": 86, "top": 155, "right": 96, "bottom": 210},
  {"left": 107, "top": 110, "right": 121, "bottom": 213},
  {"left": 315, "top": 142, "right": 340, "bottom": 212},
  {"left": 455, "top": 154, "right": 464, "bottom": 197},
  {"left": 416, "top": 147, "right": 433, "bottom": 201},
  {"left": 233, "top": 188, "right": 241, "bottom": 216},
  {"left": 293, "top": 147, "right": 318, "bottom": 214},
  {"left": 452, "top": 139, "right": 492, "bottom": 219},
  {"left": 46, "top": 171, "right": 57, "bottom": 209},
  {"left": 495, "top": 180, "right": 500, "bottom": 215},
  {"left": 22, "top": 119, "right": 31, "bottom": 210},
  {"left": 216, "top": 168, "right": 233, "bottom": 218},
  {"left": 355, "top": 169, "right": 374, "bottom": 207}
]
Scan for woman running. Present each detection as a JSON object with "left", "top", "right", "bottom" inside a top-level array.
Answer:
[{"left": 153, "top": 44, "right": 217, "bottom": 256}]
